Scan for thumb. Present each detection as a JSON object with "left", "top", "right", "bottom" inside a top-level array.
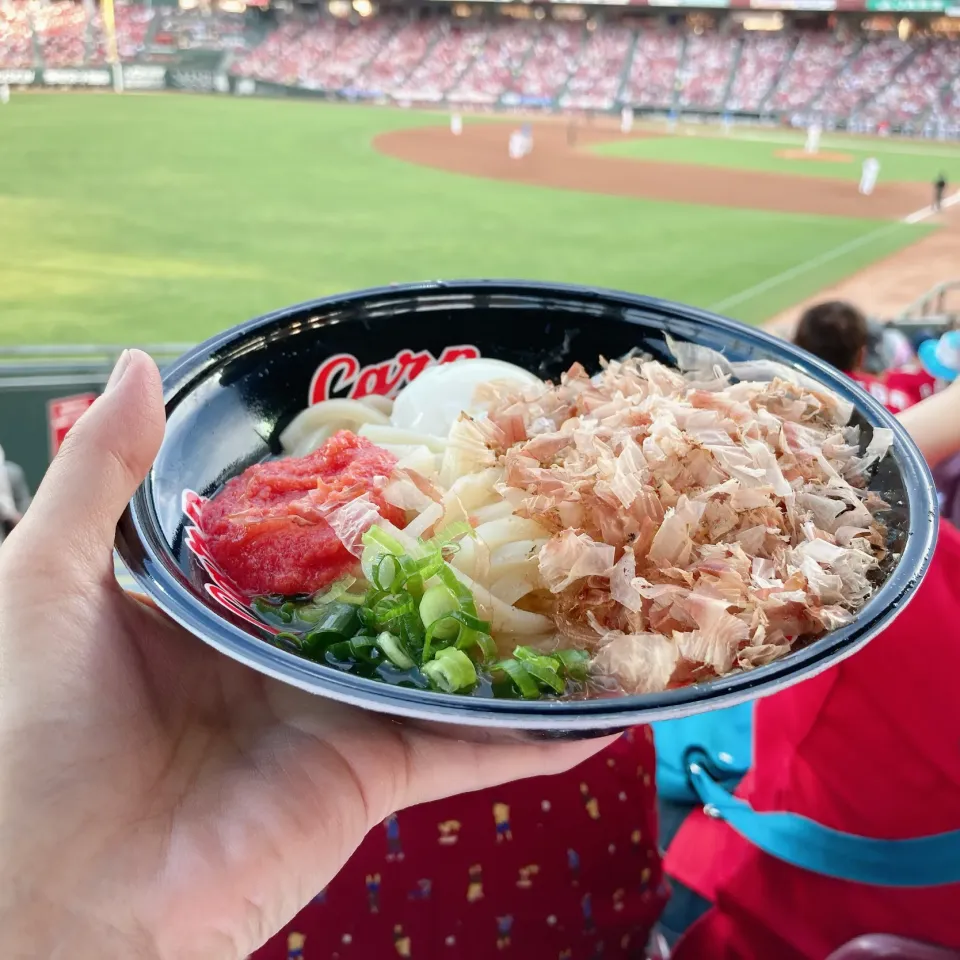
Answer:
[{"left": 17, "top": 349, "right": 165, "bottom": 574}]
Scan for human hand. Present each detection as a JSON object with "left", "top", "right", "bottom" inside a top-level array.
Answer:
[
  {"left": 0, "top": 350, "right": 611, "bottom": 960},
  {"left": 896, "top": 375, "right": 960, "bottom": 469}
]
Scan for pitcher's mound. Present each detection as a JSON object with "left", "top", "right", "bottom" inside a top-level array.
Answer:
[{"left": 776, "top": 148, "right": 855, "bottom": 163}]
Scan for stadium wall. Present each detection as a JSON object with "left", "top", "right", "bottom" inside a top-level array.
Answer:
[{"left": 0, "top": 65, "right": 922, "bottom": 139}]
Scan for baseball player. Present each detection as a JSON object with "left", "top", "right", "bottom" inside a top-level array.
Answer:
[
  {"left": 0, "top": 84, "right": 9, "bottom": 106},
  {"left": 450, "top": 112, "right": 462, "bottom": 136},
  {"left": 620, "top": 105, "right": 633, "bottom": 134},
  {"left": 934, "top": 172, "right": 948, "bottom": 211},
  {"left": 859, "top": 157, "right": 880, "bottom": 196},
  {"left": 521, "top": 121, "right": 533, "bottom": 155},
  {"left": 804, "top": 122, "right": 822, "bottom": 155},
  {"left": 508, "top": 129, "right": 526, "bottom": 159}
]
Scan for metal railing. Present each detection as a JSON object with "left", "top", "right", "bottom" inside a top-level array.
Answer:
[
  {"left": 897, "top": 280, "right": 960, "bottom": 328},
  {"left": 0, "top": 343, "right": 194, "bottom": 387},
  {"left": 0, "top": 343, "right": 193, "bottom": 366},
  {"left": 0, "top": 343, "right": 196, "bottom": 491}
]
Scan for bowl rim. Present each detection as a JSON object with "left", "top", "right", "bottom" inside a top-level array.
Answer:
[{"left": 117, "top": 279, "right": 939, "bottom": 728}]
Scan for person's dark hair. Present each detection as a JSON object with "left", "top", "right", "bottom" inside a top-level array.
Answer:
[{"left": 794, "top": 301, "right": 868, "bottom": 372}]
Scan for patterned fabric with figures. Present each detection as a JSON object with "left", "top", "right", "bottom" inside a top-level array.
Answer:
[{"left": 251, "top": 729, "right": 665, "bottom": 960}]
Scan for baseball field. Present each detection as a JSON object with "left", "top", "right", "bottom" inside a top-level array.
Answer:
[{"left": 2, "top": 92, "right": 958, "bottom": 345}]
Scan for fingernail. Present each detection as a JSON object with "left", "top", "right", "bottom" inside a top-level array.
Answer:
[{"left": 105, "top": 350, "right": 132, "bottom": 393}]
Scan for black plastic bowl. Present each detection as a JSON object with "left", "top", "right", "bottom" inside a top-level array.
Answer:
[{"left": 117, "top": 281, "right": 938, "bottom": 742}]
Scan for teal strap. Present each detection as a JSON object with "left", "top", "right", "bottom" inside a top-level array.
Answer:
[{"left": 687, "top": 750, "right": 960, "bottom": 888}]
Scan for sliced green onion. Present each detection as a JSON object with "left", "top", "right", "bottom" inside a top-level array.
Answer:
[
  {"left": 278, "top": 601, "right": 296, "bottom": 624},
  {"left": 324, "top": 640, "right": 352, "bottom": 662},
  {"left": 497, "top": 658, "right": 540, "bottom": 699},
  {"left": 435, "top": 562, "right": 474, "bottom": 607},
  {"left": 297, "top": 605, "right": 327, "bottom": 623},
  {"left": 377, "top": 631, "right": 415, "bottom": 670},
  {"left": 425, "top": 611, "right": 495, "bottom": 663},
  {"left": 306, "top": 576, "right": 357, "bottom": 609},
  {"left": 357, "top": 604, "right": 381, "bottom": 631},
  {"left": 422, "top": 647, "right": 477, "bottom": 693},
  {"left": 372, "top": 593, "right": 415, "bottom": 626},
  {"left": 410, "top": 548, "right": 444, "bottom": 585},
  {"left": 373, "top": 553, "right": 401, "bottom": 592},
  {"left": 556, "top": 648, "right": 590, "bottom": 682},
  {"left": 335, "top": 592, "right": 366, "bottom": 606},
  {"left": 394, "top": 551, "right": 433, "bottom": 597},
  {"left": 433, "top": 563, "right": 494, "bottom": 660},
  {"left": 420, "top": 585, "right": 461, "bottom": 642},
  {"left": 362, "top": 525, "right": 408, "bottom": 557},
  {"left": 348, "top": 634, "right": 380, "bottom": 661},
  {"left": 253, "top": 596, "right": 280, "bottom": 617},
  {"left": 423, "top": 521, "right": 475, "bottom": 555},
  {"left": 521, "top": 657, "right": 565, "bottom": 695},
  {"left": 423, "top": 617, "right": 454, "bottom": 664},
  {"left": 275, "top": 631, "right": 303, "bottom": 651},
  {"left": 318, "top": 601, "right": 361, "bottom": 634},
  {"left": 394, "top": 613, "right": 424, "bottom": 665},
  {"left": 452, "top": 610, "right": 492, "bottom": 633},
  {"left": 512, "top": 646, "right": 541, "bottom": 663},
  {"left": 300, "top": 602, "right": 361, "bottom": 651},
  {"left": 471, "top": 631, "right": 498, "bottom": 663}
]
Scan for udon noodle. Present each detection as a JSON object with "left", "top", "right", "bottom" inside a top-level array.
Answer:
[{"left": 199, "top": 349, "right": 893, "bottom": 700}]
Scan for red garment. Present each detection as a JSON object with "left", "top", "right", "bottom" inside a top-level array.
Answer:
[
  {"left": 666, "top": 520, "right": 960, "bottom": 960},
  {"left": 253, "top": 729, "right": 666, "bottom": 960},
  {"left": 849, "top": 369, "right": 935, "bottom": 414}
]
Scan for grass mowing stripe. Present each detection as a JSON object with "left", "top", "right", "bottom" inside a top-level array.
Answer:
[
  {"left": 710, "top": 222, "right": 925, "bottom": 315},
  {"left": 0, "top": 94, "right": 926, "bottom": 341}
]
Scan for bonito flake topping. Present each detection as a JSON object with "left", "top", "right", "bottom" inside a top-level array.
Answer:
[{"left": 480, "top": 357, "right": 892, "bottom": 695}]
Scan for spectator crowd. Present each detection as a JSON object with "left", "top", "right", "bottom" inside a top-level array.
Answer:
[{"left": 3, "top": 3, "right": 960, "bottom": 136}]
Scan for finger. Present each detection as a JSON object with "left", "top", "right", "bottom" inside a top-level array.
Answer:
[
  {"left": 17, "top": 350, "right": 165, "bottom": 571},
  {"left": 271, "top": 684, "right": 619, "bottom": 824},
  {"left": 398, "top": 730, "right": 618, "bottom": 810}
]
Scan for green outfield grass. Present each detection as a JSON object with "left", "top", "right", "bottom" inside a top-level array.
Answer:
[
  {"left": 593, "top": 128, "right": 960, "bottom": 183},
  {"left": 0, "top": 94, "right": 934, "bottom": 344}
]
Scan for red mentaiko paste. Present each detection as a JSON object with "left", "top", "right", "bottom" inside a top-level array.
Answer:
[{"left": 200, "top": 430, "right": 404, "bottom": 596}]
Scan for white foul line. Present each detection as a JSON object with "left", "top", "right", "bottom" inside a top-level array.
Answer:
[
  {"left": 901, "top": 189, "right": 960, "bottom": 224},
  {"left": 708, "top": 221, "right": 906, "bottom": 313}
]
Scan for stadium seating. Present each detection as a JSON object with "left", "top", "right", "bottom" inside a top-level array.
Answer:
[
  {"left": 303, "top": 17, "right": 394, "bottom": 92},
  {"left": 938, "top": 74, "right": 960, "bottom": 128},
  {"left": 88, "top": 4, "right": 156, "bottom": 64},
  {"left": 234, "top": 17, "right": 394, "bottom": 92},
  {"left": 861, "top": 39, "right": 960, "bottom": 130},
  {"left": 150, "top": 6, "right": 249, "bottom": 53},
  {"left": 392, "top": 22, "right": 487, "bottom": 103},
  {"left": 3, "top": 5, "right": 960, "bottom": 142},
  {"left": 447, "top": 22, "right": 537, "bottom": 105},
  {"left": 233, "top": 22, "right": 337, "bottom": 87},
  {"left": 0, "top": 1, "right": 35, "bottom": 68},
  {"left": 352, "top": 18, "right": 438, "bottom": 95},
  {"left": 816, "top": 37, "right": 912, "bottom": 123},
  {"left": 622, "top": 25, "right": 684, "bottom": 110},
  {"left": 33, "top": 1, "right": 87, "bottom": 68},
  {"left": 725, "top": 34, "right": 793, "bottom": 112},
  {"left": 506, "top": 21, "right": 583, "bottom": 104},
  {"left": 767, "top": 33, "right": 861, "bottom": 113},
  {"left": 560, "top": 23, "right": 633, "bottom": 112},
  {"left": 0, "top": 0, "right": 252, "bottom": 69},
  {"left": 677, "top": 33, "right": 738, "bottom": 111}
]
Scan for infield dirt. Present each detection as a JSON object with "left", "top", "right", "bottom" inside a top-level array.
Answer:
[
  {"left": 376, "top": 121, "right": 929, "bottom": 220},
  {"left": 376, "top": 120, "right": 959, "bottom": 327}
]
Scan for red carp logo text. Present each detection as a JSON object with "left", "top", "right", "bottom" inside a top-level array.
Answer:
[{"left": 309, "top": 344, "right": 480, "bottom": 406}]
